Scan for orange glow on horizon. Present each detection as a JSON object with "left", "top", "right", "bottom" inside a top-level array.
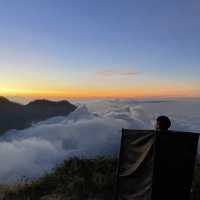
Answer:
[{"left": 1, "top": 85, "right": 199, "bottom": 99}]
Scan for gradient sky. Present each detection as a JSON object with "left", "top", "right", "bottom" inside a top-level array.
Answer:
[{"left": 0, "top": 0, "right": 200, "bottom": 99}]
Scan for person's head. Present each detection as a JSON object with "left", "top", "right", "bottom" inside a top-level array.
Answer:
[{"left": 156, "top": 116, "right": 171, "bottom": 131}]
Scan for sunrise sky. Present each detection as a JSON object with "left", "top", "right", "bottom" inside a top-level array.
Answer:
[{"left": 0, "top": 0, "right": 200, "bottom": 100}]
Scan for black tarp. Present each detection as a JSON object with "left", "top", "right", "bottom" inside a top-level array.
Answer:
[
  {"left": 115, "top": 129, "right": 199, "bottom": 200},
  {"left": 152, "top": 131, "right": 199, "bottom": 200}
]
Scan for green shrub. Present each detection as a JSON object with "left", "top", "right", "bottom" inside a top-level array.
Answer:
[{"left": 1, "top": 157, "right": 117, "bottom": 200}]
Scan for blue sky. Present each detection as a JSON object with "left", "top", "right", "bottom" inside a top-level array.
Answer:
[{"left": 0, "top": 0, "right": 200, "bottom": 98}]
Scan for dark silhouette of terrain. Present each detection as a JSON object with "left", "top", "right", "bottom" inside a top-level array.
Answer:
[{"left": 0, "top": 96, "right": 77, "bottom": 134}]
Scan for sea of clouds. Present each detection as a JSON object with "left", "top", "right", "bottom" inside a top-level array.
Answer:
[{"left": 0, "top": 99, "right": 200, "bottom": 183}]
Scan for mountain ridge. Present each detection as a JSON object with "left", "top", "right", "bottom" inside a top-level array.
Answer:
[{"left": 0, "top": 97, "right": 77, "bottom": 134}]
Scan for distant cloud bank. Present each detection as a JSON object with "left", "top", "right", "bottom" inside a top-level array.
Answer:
[{"left": 0, "top": 99, "right": 199, "bottom": 183}]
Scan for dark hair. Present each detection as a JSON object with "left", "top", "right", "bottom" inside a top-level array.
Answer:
[{"left": 156, "top": 116, "right": 171, "bottom": 130}]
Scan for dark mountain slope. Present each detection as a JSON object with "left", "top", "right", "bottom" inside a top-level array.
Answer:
[{"left": 0, "top": 97, "right": 77, "bottom": 134}]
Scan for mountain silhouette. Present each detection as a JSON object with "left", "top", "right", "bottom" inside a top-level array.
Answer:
[{"left": 0, "top": 97, "right": 77, "bottom": 134}]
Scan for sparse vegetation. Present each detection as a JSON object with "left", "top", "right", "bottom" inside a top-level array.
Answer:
[
  {"left": 0, "top": 157, "right": 117, "bottom": 200},
  {"left": 0, "top": 157, "right": 200, "bottom": 200}
]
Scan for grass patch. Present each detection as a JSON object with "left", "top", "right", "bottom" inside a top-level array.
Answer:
[{"left": 0, "top": 157, "right": 117, "bottom": 200}]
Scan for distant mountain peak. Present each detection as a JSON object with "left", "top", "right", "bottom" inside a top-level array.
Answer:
[
  {"left": 0, "top": 96, "right": 10, "bottom": 103},
  {"left": 27, "top": 99, "right": 53, "bottom": 106},
  {"left": 27, "top": 99, "right": 72, "bottom": 107},
  {"left": 0, "top": 97, "right": 77, "bottom": 134}
]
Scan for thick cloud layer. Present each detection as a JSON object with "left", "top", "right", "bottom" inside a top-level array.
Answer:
[{"left": 0, "top": 100, "right": 200, "bottom": 183}]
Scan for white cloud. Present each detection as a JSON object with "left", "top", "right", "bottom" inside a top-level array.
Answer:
[{"left": 0, "top": 99, "right": 200, "bottom": 183}]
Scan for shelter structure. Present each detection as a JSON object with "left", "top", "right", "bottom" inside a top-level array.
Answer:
[{"left": 115, "top": 129, "right": 199, "bottom": 200}]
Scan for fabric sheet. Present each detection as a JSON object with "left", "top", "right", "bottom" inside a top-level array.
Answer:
[{"left": 115, "top": 129, "right": 199, "bottom": 200}]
